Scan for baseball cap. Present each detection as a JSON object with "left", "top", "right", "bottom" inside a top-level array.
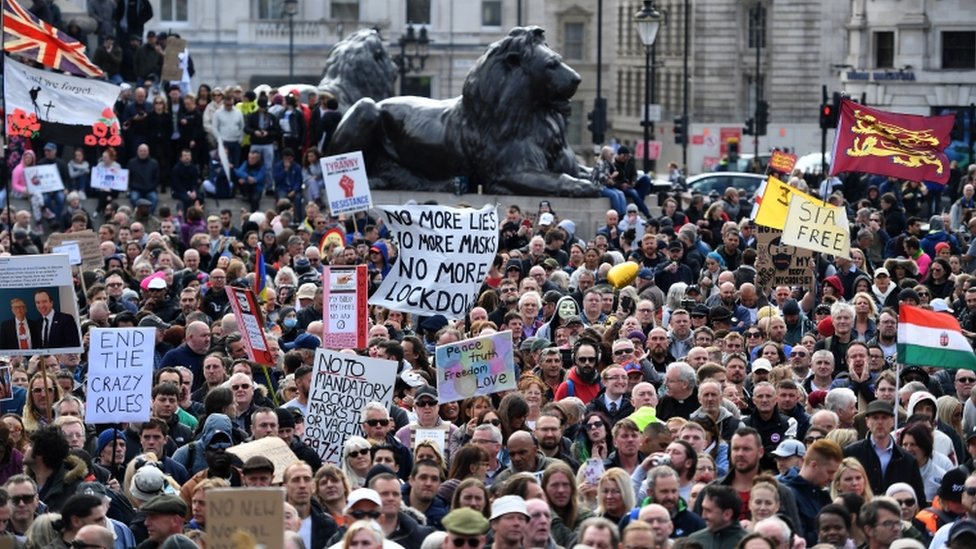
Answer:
[
  {"left": 138, "top": 314, "right": 171, "bottom": 330},
  {"left": 490, "top": 495, "right": 529, "bottom": 521},
  {"left": 874, "top": 267, "right": 890, "bottom": 278},
  {"left": 771, "top": 439, "right": 806, "bottom": 458},
  {"left": 415, "top": 386, "right": 438, "bottom": 402},
  {"left": 539, "top": 213, "right": 554, "bottom": 226},
  {"left": 939, "top": 468, "right": 969, "bottom": 503},
  {"left": 751, "top": 358, "right": 772, "bottom": 373},
  {"left": 949, "top": 520, "right": 976, "bottom": 543},
  {"left": 344, "top": 488, "right": 382, "bottom": 513}
]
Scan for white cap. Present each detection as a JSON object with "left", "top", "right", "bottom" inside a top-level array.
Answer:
[
  {"left": 752, "top": 358, "right": 772, "bottom": 373},
  {"left": 931, "top": 298, "right": 953, "bottom": 313},
  {"left": 147, "top": 277, "right": 167, "bottom": 290},
  {"left": 539, "top": 213, "right": 554, "bottom": 226},
  {"left": 490, "top": 495, "right": 529, "bottom": 521},
  {"left": 344, "top": 488, "right": 381, "bottom": 513}
]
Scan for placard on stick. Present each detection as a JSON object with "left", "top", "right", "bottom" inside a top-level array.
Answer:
[
  {"left": 435, "top": 330, "right": 516, "bottom": 403},
  {"left": 303, "top": 349, "right": 397, "bottom": 464},
  {"left": 161, "top": 38, "right": 188, "bottom": 82},
  {"left": 49, "top": 230, "right": 102, "bottom": 271},
  {"left": 754, "top": 225, "right": 813, "bottom": 290},
  {"left": 227, "top": 436, "right": 299, "bottom": 484},
  {"left": 322, "top": 265, "right": 367, "bottom": 350},
  {"left": 207, "top": 488, "right": 283, "bottom": 549},
  {"left": 85, "top": 328, "right": 153, "bottom": 423}
]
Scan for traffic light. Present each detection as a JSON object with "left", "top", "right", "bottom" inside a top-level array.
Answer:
[
  {"left": 673, "top": 115, "right": 687, "bottom": 146},
  {"left": 755, "top": 100, "right": 769, "bottom": 136},
  {"left": 587, "top": 97, "right": 607, "bottom": 144},
  {"left": 743, "top": 118, "right": 755, "bottom": 136},
  {"left": 820, "top": 93, "right": 841, "bottom": 129},
  {"left": 728, "top": 138, "right": 739, "bottom": 163}
]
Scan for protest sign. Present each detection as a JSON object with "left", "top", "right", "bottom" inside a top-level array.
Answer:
[
  {"left": 227, "top": 437, "right": 298, "bottom": 484},
  {"left": 0, "top": 367, "right": 11, "bottom": 402},
  {"left": 752, "top": 176, "right": 824, "bottom": 231},
  {"left": 85, "top": 328, "right": 153, "bottom": 423},
  {"left": 435, "top": 330, "right": 516, "bottom": 403},
  {"left": 0, "top": 254, "right": 82, "bottom": 354},
  {"left": 51, "top": 243, "right": 82, "bottom": 266},
  {"left": 782, "top": 193, "right": 851, "bottom": 258},
  {"left": 414, "top": 429, "right": 446, "bottom": 455},
  {"left": 24, "top": 164, "right": 64, "bottom": 193},
  {"left": 161, "top": 38, "right": 188, "bottom": 82},
  {"left": 754, "top": 225, "right": 813, "bottom": 289},
  {"left": 322, "top": 265, "right": 367, "bottom": 350},
  {"left": 90, "top": 165, "right": 129, "bottom": 191},
  {"left": 207, "top": 488, "right": 283, "bottom": 549},
  {"left": 48, "top": 230, "right": 102, "bottom": 271},
  {"left": 225, "top": 287, "right": 275, "bottom": 365},
  {"left": 768, "top": 150, "right": 798, "bottom": 175},
  {"left": 321, "top": 151, "right": 373, "bottom": 215},
  {"left": 371, "top": 204, "right": 499, "bottom": 318},
  {"left": 304, "top": 349, "right": 397, "bottom": 464}
]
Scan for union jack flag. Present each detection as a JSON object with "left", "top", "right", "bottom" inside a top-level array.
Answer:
[{"left": 2, "top": 0, "right": 104, "bottom": 78}]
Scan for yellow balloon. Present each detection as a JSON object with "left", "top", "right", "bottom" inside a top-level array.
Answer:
[{"left": 607, "top": 261, "right": 640, "bottom": 289}]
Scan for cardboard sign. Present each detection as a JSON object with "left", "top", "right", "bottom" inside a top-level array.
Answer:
[
  {"left": 52, "top": 242, "right": 82, "bottom": 266},
  {"left": 414, "top": 429, "right": 446, "bottom": 455},
  {"left": 24, "top": 164, "right": 64, "bottom": 193},
  {"left": 782, "top": 193, "right": 851, "bottom": 258},
  {"left": 321, "top": 151, "right": 373, "bottom": 215},
  {"left": 207, "top": 488, "right": 284, "bottom": 549},
  {"left": 49, "top": 230, "right": 102, "bottom": 271},
  {"left": 225, "top": 287, "right": 275, "bottom": 366},
  {"left": 304, "top": 349, "right": 397, "bottom": 464},
  {"left": 85, "top": 328, "right": 154, "bottom": 423},
  {"left": 753, "top": 176, "right": 825, "bottom": 231},
  {"left": 435, "top": 330, "right": 516, "bottom": 403},
  {"left": 322, "top": 265, "right": 368, "bottom": 350},
  {"left": 0, "top": 254, "right": 83, "bottom": 355},
  {"left": 227, "top": 436, "right": 299, "bottom": 484},
  {"left": 161, "top": 37, "right": 188, "bottom": 82},
  {"left": 370, "top": 204, "right": 499, "bottom": 317},
  {"left": 90, "top": 165, "right": 129, "bottom": 191},
  {"left": 754, "top": 225, "right": 814, "bottom": 290}
]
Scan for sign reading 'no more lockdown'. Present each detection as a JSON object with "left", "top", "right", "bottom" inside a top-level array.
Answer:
[{"left": 370, "top": 204, "right": 498, "bottom": 317}]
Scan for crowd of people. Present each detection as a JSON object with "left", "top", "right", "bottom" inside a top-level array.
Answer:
[{"left": 6, "top": 7, "right": 976, "bottom": 549}]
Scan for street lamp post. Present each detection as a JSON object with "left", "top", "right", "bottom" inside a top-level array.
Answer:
[
  {"left": 394, "top": 24, "right": 430, "bottom": 95},
  {"left": 635, "top": 1, "right": 663, "bottom": 174},
  {"left": 283, "top": 0, "right": 299, "bottom": 80}
]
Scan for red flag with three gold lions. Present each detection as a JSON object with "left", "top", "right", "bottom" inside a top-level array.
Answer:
[{"left": 829, "top": 99, "right": 955, "bottom": 184}]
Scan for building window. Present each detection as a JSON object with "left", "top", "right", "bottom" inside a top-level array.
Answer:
[
  {"left": 255, "top": 0, "right": 287, "bottom": 19},
  {"left": 567, "top": 100, "right": 583, "bottom": 145},
  {"left": 160, "top": 0, "right": 188, "bottom": 22},
  {"left": 406, "top": 0, "right": 431, "bottom": 25},
  {"left": 748, "top": 5, "right": 766, "bottom": 49},
  {"left": 481, "top": 1, "right": 501, "bottom": 26},
  {"left": 875, "top": 31, "right": 894, "bottom": 68},
  {"left": 943, "top": 31, "right": 976, "bottom": 69},
  {"left": 331, "top": 1, "right": 359, "bottom": 20},
  {"left": 564, "top": 22, "right": 584, "bottom": 60}
]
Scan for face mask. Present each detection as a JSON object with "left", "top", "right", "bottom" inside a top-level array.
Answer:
[{"left": 283, "top": 318, "right": 298, "bottom": 329}]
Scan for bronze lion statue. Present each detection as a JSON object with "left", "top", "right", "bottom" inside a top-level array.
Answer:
[
  {"left": 326, "top": 26, "right": 600, "bottom": 197},
  {"left": 318, "top": 28, "right": 398, "bottom": 112}
]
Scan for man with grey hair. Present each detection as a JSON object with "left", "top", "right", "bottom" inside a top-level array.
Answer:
[
  {"left": 815, "top": 301, "right": 856, "bottom": 372},
  {"left": 631, "top": 465, "right": 704, "bottom": 538},
  {"left": 578, "top": 517, "right": 620, "bottom": 549},
  {"left": 809, "top": 410, "right": 840, "bottom": 433},
  {"left": 805, "top": 349, "right": 836, "bottom": 394},
  {"left": 754, "top": 516, "right": 795, "bottom": 549},
  {"left": 824, "top": 388, "right": 858, "bottom": 430},
  {"left": 658, "top": 362, "right": 698, "bottom": 421},
  {"left": 360, "top": 400, "right": 412, "bottom": 481},
  {"left": 472, "top": 423, "right": 504, "bottom": 487}
]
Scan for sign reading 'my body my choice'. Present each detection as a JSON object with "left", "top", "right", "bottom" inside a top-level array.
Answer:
[
  {"left": 371, "top": 204, "right": 498, "bottom": 318},
  {"left": 303, "top": 349, "right": 397, "bottom": 464},
  {"left": 85, "top": 327, "right": 153, "bottom": 423}
]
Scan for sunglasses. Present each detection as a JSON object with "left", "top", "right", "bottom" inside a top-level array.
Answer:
[
  {"left": 896, "top": 498, "right": 916, "bottom": 507},
  {"left": 586, "top": 422, "right": 605, "bottom": 430},
  {"left": 481, "top": 419, "right": 501, "bottom": 426},
  {"left": 208, "top": 442, "right": 232, "bottom": 451},
  {"left": 70, "top": 542, "right": 104, "bottom": 549},
  {"left": 613, "top": 348, "right": 635, "bottom": 356},
  {"left": 790, "top": 351, "right": 808, "bottom": 357},
  {"left": 576, "top": 356, "right": 598, "bottom": 364},
  {"left": 349, "top": 509, "right": 382, "bottom": 520},
  {"left": 415, "top": 400, "right": 438, "bottom": 408},
  {"left": 10, "top": 494, "right": 34, "bottom": 505},
  {"left": 746, "top": 332, "right": 762, "bottom": 338},
  {"left": 347, "top": 449, "right": 370, "bottom": 458},
  {"left": 966, "top": 487, "right": 976, "bottom": 497},
  {"left": 451, "top": 538, "right": 482, "bottom": 548},
  {"left": 365, "top": 419, "right": 390, "bottom": 427},
  {"left": 231, "top": 384, "right": 251, "bottom": 391},
  {"left": 804, "top": 436, "right": 823, "bottom": 444},
  {"left": 959, "top": 377, "right": 976, "bottom": 383}
]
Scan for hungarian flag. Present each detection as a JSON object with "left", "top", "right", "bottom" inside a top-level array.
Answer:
[
  {"left": 897, "top": 304, "right": 976, "bottom": 370},
  {"left": 4, "top": 56, "right": 120, "bottom": 145},
  {"left": 830, "top": 99, "right": 955, "bottom": 184},
  {"left": 2, "top": 0, "right": 104, "bottom": 78}
]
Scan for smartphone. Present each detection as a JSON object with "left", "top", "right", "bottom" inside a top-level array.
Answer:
[{"left": 560, "top": 349, "right": 573, "bottom": 369}]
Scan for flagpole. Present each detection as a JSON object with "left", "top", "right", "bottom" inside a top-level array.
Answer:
[{"left": 2, "top": 5, "right": 12, "bottom": 232}]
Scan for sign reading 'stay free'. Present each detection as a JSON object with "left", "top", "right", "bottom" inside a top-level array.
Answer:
[{"left": 321, "top": 151, "right": 372, "bottom": 215}]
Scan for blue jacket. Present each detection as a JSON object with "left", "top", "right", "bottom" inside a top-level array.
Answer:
[
  {"left": 234, "top": 160, "right": 268, "bottom": 193},
  {"left": 273, "top": 160, "right": 303, "bottom": 195},
  {"left": 780, "top": 469, "right": 832, "bottom": 546}
]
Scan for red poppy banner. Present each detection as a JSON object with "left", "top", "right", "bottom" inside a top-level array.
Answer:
[
  {"left": 829, "top": 99, "right": 955, "bottom": 184},
  {"left": 4, "top": 56, "right": 120, "bottom": 145}
]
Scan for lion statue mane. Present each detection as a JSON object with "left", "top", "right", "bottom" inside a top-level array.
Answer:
[
  {"left": 326, "top": 26, "right": 600, "bottom": 197},
  {"left": 317, "top": 28, "right": 398, "bottom": 111}
]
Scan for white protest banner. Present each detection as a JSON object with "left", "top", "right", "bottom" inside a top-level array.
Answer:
[
  {"left": 90, "top": 165, "right": 129, "bottom": 191},
  {"left": 85, "top": 328, "right": 153, "bottom": 423},
  {"left": 371, "top": 204, "right": 498, "bottom": 318},
  {"left": 24, "top": 164, "right": 64, "bottom": 193},
  {"left": 304, "top": 349, "right": 397, "bottom": 464},
  {"left": 414, "top": 429, "right": 446, "bottom": 455},
  {"left": 0, "top": 254, "right": 82, "bottom": 355},
  {"left": 321, "top": 151, "right": 372, "bottom": 215},
  {"left": 207, "top": 488, "right": 283, "bottom": 549},
  {"left": 781, "top": 193, "right": 851, "bottom": 258},
  {"left": 322, "top": 265, "right": 367, "bottom": 350},
  {"left": 52, "top": 243, "right": 82, "bottom": 266},
  {"left": 435, "top": 330, "right": 516, "bottom": 403}
]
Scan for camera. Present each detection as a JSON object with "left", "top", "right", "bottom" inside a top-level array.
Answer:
[{"left": 650, "top": 454, "right": 671, "bottom": 467}]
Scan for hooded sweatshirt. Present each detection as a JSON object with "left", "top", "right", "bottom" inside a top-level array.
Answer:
[
  {"left": 370, "top": 241, "right": 392, "bottom": 277},
  {"left": 905, "top": 392, "right": 956, "bottom": 465},
  {"left": 171, "top": 413, "right": 234, "bottom": 475}
]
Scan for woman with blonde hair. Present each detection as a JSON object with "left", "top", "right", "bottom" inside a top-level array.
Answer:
[
  {"left": 341, "top": 520, "right": 384, "bottom": 549},
  {"left": 851, "top": 292, "right": 878, "bottom": 342},
  {"left": 595, "top": 467, "right": 635, "bottom": 524},
  {"left": 518, "top": 374, "right": 547, "bottom": 429},
  {"left": 341, "top": 437, "right": 372, "bottom": 489},
  {"left": 414, "top": 439, "right": 447, "bottom": 475},
  {"left": 743, "top": 477, "right": 781, "bottom": 530},
  {"left": 23, "top": 372, "right": 62, "bottom": 433},
  {"left": 825, "top": 429, "right": 859, "bottom": 449},
  {"left": 830, "top": 457, "right": 874, "bottom": 501},
  {"left": 937, "top": 395, "right": 964, "bottom": 438}
]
